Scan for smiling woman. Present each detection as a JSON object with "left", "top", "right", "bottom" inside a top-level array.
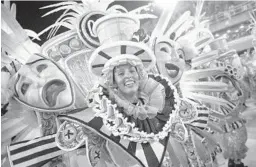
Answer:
[
  {"left": 102, "top": 55, "right": 166, "bottom": 121},
  {"left": 113, "top": 63, "right": 140, "bottom": 101},
  {"left": 88, "top": 38, "right": 178, "bottom": 137}
]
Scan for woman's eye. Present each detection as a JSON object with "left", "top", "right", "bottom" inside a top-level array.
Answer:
[
  {"left": 130, "top": 69, "right": 136, "bottom": 73},
  {"left": 118, "top": 72, "right": 124, "bottom": 76}
]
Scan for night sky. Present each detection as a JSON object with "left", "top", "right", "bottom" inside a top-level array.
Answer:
[{"left": 10, "top": 1, "right": 153, "bottom": 45}]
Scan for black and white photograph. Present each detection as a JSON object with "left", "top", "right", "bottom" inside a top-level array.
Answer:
[{"left": 1, "top": 0, "right": 256, "bottom": 167}]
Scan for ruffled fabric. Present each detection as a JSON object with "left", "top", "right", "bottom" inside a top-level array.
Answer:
[{"left": 101, "top": 74, "right": 177, "bottom": 134}]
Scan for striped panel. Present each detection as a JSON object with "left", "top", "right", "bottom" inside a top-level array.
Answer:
[
  {"left": 142, "top": 143, "right": 159, "bottom": 167},
  {"left": 223, "top": 124, "right": 230, "bottom": 133},
  {"left": 59, "top": 115, "right": 168, "bottom": 167},
  {"left": 9, "top": 135, "right": 53, "bottom": 151},
  {"left": 10, "top": 138, "right": 55, "bottom": 159},
  {"left": 119, "top": 140, "right": 167, "bottom": 167},
  {"left": 220, "top": 105, "right": 232, "bottom": 116},
  {"left": 190, "top": 107, "right": 209, "bottom": 129},
  {"left": 127, "top": 141, "right": 137, "bottom": 155},
  {"left": 231, "top": 120, "right": 243, "bottom": 130},
  {"left": 150, "top": 142, "right": 165, "bottom": 162},
  {"left": 8, "top": 135, "right": 65, "bottom": 167},
  {"left": 135, "top": 144, "right": 149, "bottom": 167},
  {"left": 222, "top": 120, "right": 244, "bottom": 133}
]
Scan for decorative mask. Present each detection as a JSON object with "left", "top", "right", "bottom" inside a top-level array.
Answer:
[
  {"left": 14, "top": 54, "right": 74, "bottom": 112},
  {"left": 155, "top": 38, "right": 186, "bottom": 85}
]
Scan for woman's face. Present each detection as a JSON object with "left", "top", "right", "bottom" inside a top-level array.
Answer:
[{"left": 114, "top": 64, "right": 139, "bottom": 96}]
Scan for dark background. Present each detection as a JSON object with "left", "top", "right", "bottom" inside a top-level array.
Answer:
[
  {"left": 5, "top": 1, "right": 245, "bottom": 46},
  {"left": 7, "top": 1, "right": 154, "bottom": 45}
]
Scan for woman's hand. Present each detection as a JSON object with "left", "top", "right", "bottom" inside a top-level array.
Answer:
[
  {"left": 111, "top": 91, "right": 130, "bottom": 109},
  {"left": 134, "top": 107, "right": 147, "bottom": 120},
  {"left": 109, "top": 89, "right": 157, "bottom": 120}
]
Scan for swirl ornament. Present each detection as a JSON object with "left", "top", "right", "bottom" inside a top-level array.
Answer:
[
  {"left": 39, "top": 112, "right": 58, "bottom": 136},
  {"left": 169, "top": 117, "right": 188, "bottom": 143},
  {"left": 178, "top": 100, "right": 198, "bottom": 123},
  {"left": 77, "top": 11, "right": 105, "bottom": 49}
]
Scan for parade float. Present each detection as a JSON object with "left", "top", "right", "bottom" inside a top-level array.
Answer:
[{"left": 1, "top": 0, "right": 254, "bottom": 167}]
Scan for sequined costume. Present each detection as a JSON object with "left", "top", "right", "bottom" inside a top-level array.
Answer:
[{"left": 1, "top": 1, "right": 252, "bottom": 167}]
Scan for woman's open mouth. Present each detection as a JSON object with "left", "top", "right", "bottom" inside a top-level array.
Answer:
[
  {"left": 165, "top": 63, "right": 180, "bottom": 78},
  {"left": 42, "top": 79, "right": 67, "bottom": 107},
  {"left": 124, "top": 80, "right": 135, "bottom": 87}
]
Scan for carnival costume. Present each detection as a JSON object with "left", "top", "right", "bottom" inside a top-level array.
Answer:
[{"left": 1, "top": 1, "right": 254, "bottom": 167}]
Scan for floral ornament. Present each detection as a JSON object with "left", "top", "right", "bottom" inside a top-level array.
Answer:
[
  {"left": 169, "top": 116, "right": 188, "bottom": 143},
  {"left": 38, "top": 112, "right": 58, "bottom": 136},
  {"left": 178, "top": 100, "right": 199, "bottom": 123},
  {"left": 177, "top": 99, "right": 210, "bottom": 130},
  {"left": 87, "top": 74, "right": 180, "bottom": 143}
]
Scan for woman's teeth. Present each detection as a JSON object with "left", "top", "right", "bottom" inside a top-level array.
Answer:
[{"left": 125, "top": 80, "right": 135, "bottom": 87}]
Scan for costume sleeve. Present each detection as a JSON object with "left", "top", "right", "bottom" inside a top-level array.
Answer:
[{"left": 139, "top": 78, "right": 166, "bottom": 119}]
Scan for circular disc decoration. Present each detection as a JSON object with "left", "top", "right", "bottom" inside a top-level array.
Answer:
[
  {"left": 56, "top": 121, "right": 85, "bottom": 151},
  {"left": 77, "top": 11, "right": 105, "bottom": 49}
]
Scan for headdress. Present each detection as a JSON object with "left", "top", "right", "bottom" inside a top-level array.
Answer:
[{"left": 88, "top": 13, "right": 156, "bottom": 77}]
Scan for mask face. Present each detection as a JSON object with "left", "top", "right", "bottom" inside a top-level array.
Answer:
[
  {"left": 14, "top": 55, "right": 74, "bottom": 111},
  {"left": 155, "top": 41, "right": 186, "bottom": 85}
]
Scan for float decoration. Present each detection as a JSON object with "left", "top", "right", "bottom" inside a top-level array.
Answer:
[{"left": 1, "top": 0, "right": 253, "bottom": 167}]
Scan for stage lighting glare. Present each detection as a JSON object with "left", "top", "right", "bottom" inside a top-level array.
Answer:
[{"left": 154, "top": 0, "right": 179, "bottom": 9}]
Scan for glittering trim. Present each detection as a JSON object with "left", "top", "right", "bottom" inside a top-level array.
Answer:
[{"left": 87, "top": 74, "right": 180, "bottom": 143}]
